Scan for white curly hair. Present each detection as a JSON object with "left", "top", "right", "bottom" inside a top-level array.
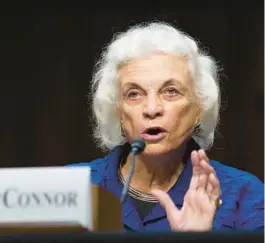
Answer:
[{"left": 90, "top": 21, "right": 221, "bottom": 151}]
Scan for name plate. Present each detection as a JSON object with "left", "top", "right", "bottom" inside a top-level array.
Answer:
[{"left": 0, "top": 167, "right": 92, "bottom": 230}]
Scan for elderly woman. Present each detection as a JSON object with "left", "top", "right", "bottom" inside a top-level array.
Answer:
[{"left": 69, "top": 22, "right": 264, "bottom": 232}]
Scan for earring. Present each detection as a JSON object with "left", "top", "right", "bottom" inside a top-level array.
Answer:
[{"left": 194, "top": 122, "right": 201, "bottom": 134}]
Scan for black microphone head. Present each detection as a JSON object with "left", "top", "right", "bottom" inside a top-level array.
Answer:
[{"left": 131, "top": 139, "right": 145, "bottom": 153}]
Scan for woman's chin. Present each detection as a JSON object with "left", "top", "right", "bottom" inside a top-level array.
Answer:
[{"left": 142, "top": 143, "right": 173, "bottom": 156}]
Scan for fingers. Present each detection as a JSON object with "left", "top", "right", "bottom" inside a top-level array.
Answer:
[
  {"left": 191, "top": 150, "right": 212, "bottom": 177},
  {"left": 206, "top": 178, "right": 213, "bottom": 194},
  {"left": 208, "top": 173, "right": 221, "bottom": 203},
  {"left": 196, "top": 159, "right": 210, "bottom": 190},
  {"left": 198, "top": 149, "right": 209, "bottom": 164},
  {"left": 151, "top": 189, "right": 181, "bottom": 231},
  {"left": 190, "top": 151, "right": 201, "bottom": 176},
  {"left": 151, "top": 189, "right": 179, "bottom": 215},
  {"left": 198, "top": 170, "right": 208, "bottom": 190},
  {"left": 190, "top": 150, "right": 211, "bottom": 190},
  {"left": 200, "top": 159, "right": 215, "bottom": 175},
  {"left": 204, "top": 172, "right": 222, "bottom": 209},
  {"left": 190, "top": 150, "right": 221, "bottom": 205}
]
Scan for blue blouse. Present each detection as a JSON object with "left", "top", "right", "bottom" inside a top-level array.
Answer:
[{"left": 68, "top": 145, "right": 264, "bottom": 232}]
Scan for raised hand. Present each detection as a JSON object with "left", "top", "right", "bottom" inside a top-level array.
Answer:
[{"left": 151, "top": 149, "right": 222, "bottom": 232}]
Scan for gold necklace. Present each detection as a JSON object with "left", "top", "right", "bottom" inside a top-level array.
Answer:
[{"left": 118, "top": 161, "right": 184, "bottom": 203}]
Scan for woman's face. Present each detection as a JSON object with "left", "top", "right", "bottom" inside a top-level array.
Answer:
[{"left": 117, "top": 53, "right": 201, "bottom": 156}]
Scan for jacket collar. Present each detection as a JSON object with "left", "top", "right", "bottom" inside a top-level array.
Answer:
[{"left": 100, "top": 139, "right": 199, "bottom": 230}]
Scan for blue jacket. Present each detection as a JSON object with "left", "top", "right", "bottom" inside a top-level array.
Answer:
[{"left": 68, "top": 144, "right": 264, "bottom": 232}]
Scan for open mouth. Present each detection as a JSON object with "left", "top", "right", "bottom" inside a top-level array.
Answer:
[
  {"left": 146, "top": 128, "right": 164, "bottom": 135},
  {"left": 143, "top": 126, "right": 166, "bottom": 135},
  {"left": 141, "top": 127, "right": 167, "bottom": 141}
]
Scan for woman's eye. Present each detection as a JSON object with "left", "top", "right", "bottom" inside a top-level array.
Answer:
[
  {"left": 164, "top": 88, "right": 179, "bottom": 96},
  {"left": 127, "top": 91, "right": 141, "bottom": 99}
]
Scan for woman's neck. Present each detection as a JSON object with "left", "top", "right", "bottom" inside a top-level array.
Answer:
[{"left": 120, "top": 148, "right": 185, "bottom": 194}]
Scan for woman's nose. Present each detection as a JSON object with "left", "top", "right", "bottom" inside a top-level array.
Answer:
[{"left": 143, "top": 96, "right": 164, "bottom": 119}]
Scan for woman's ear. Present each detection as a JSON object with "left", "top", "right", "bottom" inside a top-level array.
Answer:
[
  {"left": 193, "top": 104, "right": 202, "bottom": 134},
  {"left": 195, "top": 101, "right": 202, "bottom": 123},
  {"left": 194, "top": 114, "right": 200, "bottom": 125},
  {"left": 116, "top": 107, "right": 126, "bottom": 137},
  {"left": 193, "top": 121, "right": 201, "bottom": 134},
  {"left": 193, "top": 108, "right": 201, "bottom": 134}
]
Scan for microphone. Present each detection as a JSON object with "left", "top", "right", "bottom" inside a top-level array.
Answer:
[{"left": 120, "top": 139, "right": 145, "bottom": 203}]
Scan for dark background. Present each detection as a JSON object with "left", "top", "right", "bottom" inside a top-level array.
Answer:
[{"left": 0, "top": 2, "right": 264, "bottom": 181}]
